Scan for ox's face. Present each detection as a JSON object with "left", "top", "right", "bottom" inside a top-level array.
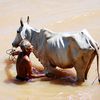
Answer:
[{"left": 12, "top": 16, "right": 31, "bottom": 47}]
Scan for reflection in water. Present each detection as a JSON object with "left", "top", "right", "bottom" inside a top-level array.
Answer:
[
  {"left": 4, "top": 58, "right": 76, "bottom": 85},
  {"left": 41, "top": 68, "right": 77, "bottom": 86},
  {"left": 4, "top": 58, "right": 27, "bottom": 84},
  {"left": 4, "top": 58, "right": 14, "bottom": 81}
]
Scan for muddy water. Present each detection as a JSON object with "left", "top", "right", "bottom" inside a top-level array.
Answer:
[{"left": 0, "top": 0, "right": 100, "bottom": 99}]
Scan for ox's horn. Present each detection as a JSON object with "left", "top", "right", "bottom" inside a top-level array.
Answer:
[
  {"left": 20, "top": 18, "right": 23, "bottom": 27},
  {"left": 27, "top": 16, "right": 29, "bottom": 24}
]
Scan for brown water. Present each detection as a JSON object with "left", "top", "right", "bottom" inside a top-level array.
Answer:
[{"left": 0, "top": 0, "right": 100, "bottom": 99}]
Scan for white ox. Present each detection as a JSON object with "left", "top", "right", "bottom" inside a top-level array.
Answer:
[{"left": 12, "top": 17, "right": 100, "bottom": 83}]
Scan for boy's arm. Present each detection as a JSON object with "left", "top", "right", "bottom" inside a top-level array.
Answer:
[
  {"left": 11, "top": 51, "right": 20, "bottom": 56},
  {"left": 24, "top": 56, "right": 45, "bottom": 78}
]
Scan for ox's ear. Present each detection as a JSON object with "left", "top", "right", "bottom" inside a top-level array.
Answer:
[
  {"left": 20, "top": 18, "right": 23, "bottom": 27},
  {"left": 27, "top": 16, "right": 30, "bottom": 24}
]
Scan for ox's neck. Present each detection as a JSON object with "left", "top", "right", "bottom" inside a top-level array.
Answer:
[
  {"left": 30, "top": 29, "right": 39, "bottom": 49},
  {"left": 31, "top": 29, "right": 47, "bottom": 60}
]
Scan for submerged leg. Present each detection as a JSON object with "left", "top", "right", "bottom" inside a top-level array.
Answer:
[{"left": 85, "top": 52, "right": 96, "bottom": 80}]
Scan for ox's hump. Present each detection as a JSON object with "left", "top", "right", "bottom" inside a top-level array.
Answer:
[{"left": 40, "top": 29, "right": 54, "bottom": 40}]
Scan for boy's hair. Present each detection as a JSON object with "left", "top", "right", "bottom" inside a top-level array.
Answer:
[{"left": 19, "top": 39, "right": 33, "bottom": 51}]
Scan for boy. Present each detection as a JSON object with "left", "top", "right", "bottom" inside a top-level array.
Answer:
[{"left": 11, "top": 39, "right": 45, "bottom": 81}]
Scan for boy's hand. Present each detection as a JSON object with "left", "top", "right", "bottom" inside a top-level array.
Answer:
[
  {"left": 11, "top": 52, "right": 15, "bottom": 56},
  {"left": 11, "top": 51, "right": 20, "bottom": 56}
]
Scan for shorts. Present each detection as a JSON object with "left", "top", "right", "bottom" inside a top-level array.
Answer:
[{"left": 16, "top": 75, "right": 29, "bottom": 81}]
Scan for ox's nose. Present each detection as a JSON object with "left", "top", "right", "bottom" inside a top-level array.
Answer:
[
  {"left": 17, "top": 30, "right": 20, "bottom": 33},
  {"left": 12, "top": 42, "right": 17, "bottom": 47},
  {"left": 12, "top": 42, "right": 15, "bottom": 47}
]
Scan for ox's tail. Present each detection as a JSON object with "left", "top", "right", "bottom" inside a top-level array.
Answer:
[
  {"left": 82, "top": 29, "right": 100, "bottom": 83},
  {"left": 97, "top": 50, "right": 100, "bottom": 83}
]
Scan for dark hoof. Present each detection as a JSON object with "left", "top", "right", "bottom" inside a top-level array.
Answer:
[
  {"left": 99, "top": 79, "right": 100, "bottom": 83},
  {"left": 45, "top": 73, "right": 55, "bottom": 78}
]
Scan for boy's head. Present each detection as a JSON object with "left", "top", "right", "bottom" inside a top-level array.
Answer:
[{"left": 19, "top": 39, "right": 33, "bottom": 52}]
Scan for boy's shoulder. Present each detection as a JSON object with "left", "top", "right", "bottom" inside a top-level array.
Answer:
[{"left": 23, "top": 55, "right": 30, "bottom": 62}]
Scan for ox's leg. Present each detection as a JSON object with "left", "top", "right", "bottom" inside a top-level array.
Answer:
[
  {"left": 45, "top": 66, "right": 67, "bottom": 78},
  {"left": 75, "top": 66, "right": 86, "bottom": 84},
  {"left": 85, "top": 51, "right": 96, "bottom": 80},
  {"left": 74, "top": 56, "right": 87, "bottom": 84}
]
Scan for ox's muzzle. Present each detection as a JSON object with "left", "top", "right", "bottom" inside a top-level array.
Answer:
[{"left": 12, "top": 42, "right": 19, "bottom": 48}]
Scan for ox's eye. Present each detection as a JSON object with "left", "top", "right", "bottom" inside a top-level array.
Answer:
[
  {"left": 17, "top": 26, "right": 23, "bottom": 33},
  {"left": 17, "top": 28, "right": 21, "bottom": 33}
]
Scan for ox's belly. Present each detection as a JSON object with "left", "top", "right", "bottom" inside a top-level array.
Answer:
[{"left": 46, "top": 46, "right": 73, "bottom": 68}]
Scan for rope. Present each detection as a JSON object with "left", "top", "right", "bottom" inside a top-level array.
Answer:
[{"left": 6, "top": 48, "right": 16, "bottom": 63}]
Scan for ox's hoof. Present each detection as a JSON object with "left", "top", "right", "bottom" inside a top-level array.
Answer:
[
  {"left": 75, "top": 79, "right": 84, "bottom": 85},
  {"left": 45, "top": 72, "right": 55, "bottom": 78},
  {"left": 99, "top": 79, "right": 100, "bottom": 83}
]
